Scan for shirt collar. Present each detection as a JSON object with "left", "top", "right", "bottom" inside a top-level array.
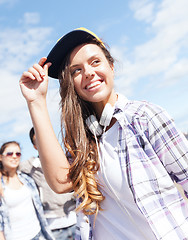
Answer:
[{"left": 114, "top": 93, "right": 129, "bottom": 115}]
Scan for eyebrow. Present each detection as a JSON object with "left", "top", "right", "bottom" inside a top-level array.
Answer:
[
  {"left": 70, "top": 54, "right": 100, "bottom": 69},
  {"left": 70, "top": 63, "right": 80, "bottom": 69}
]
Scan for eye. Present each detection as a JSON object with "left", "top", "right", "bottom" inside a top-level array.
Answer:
[
  {"left": 91, "top": 59, "right": 100, "bottom": 66},
  {"left": 71, "top": 68, "right": 81, "bottom": 77}
]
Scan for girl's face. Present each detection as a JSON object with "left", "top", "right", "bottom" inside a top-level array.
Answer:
[
  {"left": 69, "top": 43, "right": 117, "bottom": 113},
  {"left": 0, "top": 144, "right": 21, "bottom": 172}
]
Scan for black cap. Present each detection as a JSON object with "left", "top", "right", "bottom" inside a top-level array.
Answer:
[{"left": 45, "top": 27, "right": 104, "bottom": 79}]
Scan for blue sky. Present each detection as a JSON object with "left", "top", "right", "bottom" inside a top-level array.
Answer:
[{"left": 0, "top": 0, "right": 188, "bottom": 161}]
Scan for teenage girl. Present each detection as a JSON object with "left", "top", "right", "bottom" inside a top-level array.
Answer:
[
  {"left": 19, "top": 27, "right": 188, "bottom": 240},
  {"left": 0, "top": 141, "right": 54, "bottom": 240}
]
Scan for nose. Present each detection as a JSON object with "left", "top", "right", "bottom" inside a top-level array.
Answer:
[
  {"left": 12, "top": 153, "right": 18, "bottom": 158},
  {"left": 84, "top": 65, "right": 94, "bottom": 79}
]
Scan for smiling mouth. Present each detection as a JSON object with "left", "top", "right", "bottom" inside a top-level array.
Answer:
[
  {"left": 10, "top": 160, "right": 18, "bottom": 164},
  {"left": 85, "top": 80, "right": 103, "bottom": 90}
]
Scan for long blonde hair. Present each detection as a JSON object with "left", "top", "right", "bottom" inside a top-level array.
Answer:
[{"left": 59, "top": 39, "right": 114, "bottom": 215}]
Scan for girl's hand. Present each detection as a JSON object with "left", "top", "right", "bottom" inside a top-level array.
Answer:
[{"left": 19, "top": 57, "right": 52, "bottom": 104}]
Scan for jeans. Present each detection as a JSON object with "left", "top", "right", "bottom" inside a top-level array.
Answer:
[{"left": 52, "top": 224, "right": 76, "bottom": 240}]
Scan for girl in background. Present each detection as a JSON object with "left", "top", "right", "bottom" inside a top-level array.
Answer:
[{"left": 0, "top": 141, "right": 54, "bottom": 240}]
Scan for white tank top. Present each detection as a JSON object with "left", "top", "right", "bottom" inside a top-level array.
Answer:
[
  {"left": 4, "top": 184, "right": 41, "bottom": 240},
  {"left": 92, "top": 121, "right": 156, "bottom": 240}
]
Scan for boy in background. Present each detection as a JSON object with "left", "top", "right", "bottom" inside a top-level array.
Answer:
[{"left": 19, "top": 127, "right": 76, "bottom": 240}]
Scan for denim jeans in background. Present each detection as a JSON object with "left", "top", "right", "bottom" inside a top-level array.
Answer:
[{"left": 52, "top": 224, "right": 76, "bottom": 240}]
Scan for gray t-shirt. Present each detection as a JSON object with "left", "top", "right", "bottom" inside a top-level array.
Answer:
[{"left": 19, "top": 157, "right": 76, "bottom": 219}]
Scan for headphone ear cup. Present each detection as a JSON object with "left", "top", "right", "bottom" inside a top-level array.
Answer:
[
  {"left": 99, "top": 103, "right": 114, "bottom": 127},
  {"left": 85, "top": 115, "right": 103, "bottom": 136}
]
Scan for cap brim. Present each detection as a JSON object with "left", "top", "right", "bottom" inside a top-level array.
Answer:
[{"left": 45, "top": 29, "right": 99, "bottom": 79}]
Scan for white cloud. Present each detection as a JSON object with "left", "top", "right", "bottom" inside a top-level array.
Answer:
[
  {"left": 0, "top": 26, "right": 52, "bottom": 72},
  {"left": 115, "top": 0, "right": 188, "bottom": 96},
  {"left": 0, "top": 0, "right": 18, "bottom": 6},
  {"left": 0, "top": 13, "right": 54, "bottom": 138},
  {"left": 164, "top": 59, "right": 188, "bottom": 85},
  {"left": 174, "top": 113, "right": 188, "bottom": 134},
  {"left": 0, "top": 72, "right": 60, "bottom": 138},
  {"left": 97, "top": 16, "right": 127, "bottom": 35},
  {"left": 130, "top": 0, "right": 156, "bottom": 23},
  {"left": 21, "top": 12, "right": 40, "bottom": 25},
  {"left": 153, "top": 0, "right": 188, "bottom": 29},
  {"left": 0, "top": 69, "right": 33, "bottom": 137}
]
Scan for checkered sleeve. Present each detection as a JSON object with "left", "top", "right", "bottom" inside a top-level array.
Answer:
[{"left": 144, "top": 103, "right": 188, "bottom": 193}]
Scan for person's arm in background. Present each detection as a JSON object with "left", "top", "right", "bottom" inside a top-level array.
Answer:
[
  {"left": 19, "top": 158, "right": 33, "bottom": 174},
  {"left": 0, "top": 231, "right": 5, "bottom": 240},
  {"left": 19, "top": 57, "right": 73, "bottom": 194}
]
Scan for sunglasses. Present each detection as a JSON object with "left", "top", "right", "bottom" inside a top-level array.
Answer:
[{"left": 4, "top": 152, "right": 21, "bottom": 157}]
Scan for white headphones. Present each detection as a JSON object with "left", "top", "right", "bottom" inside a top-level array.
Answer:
[{"left": 85, "top": 103, "right": 114, "bottom": 136}]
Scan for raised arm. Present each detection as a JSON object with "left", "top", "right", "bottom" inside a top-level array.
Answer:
[{"left": 19, "top": 57, "right": 73, "bottom": 193}]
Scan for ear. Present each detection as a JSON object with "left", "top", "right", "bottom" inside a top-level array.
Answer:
[
  {"left": 110, "top": 63, "right": 114, "bottom": 71},
  {"left": 110, "top": 63, "right": 114, "bottom": 78},
  {"left": 33, "top": 144, "right": 38, "bottom": 150}
]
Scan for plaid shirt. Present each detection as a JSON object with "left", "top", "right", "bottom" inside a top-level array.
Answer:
[
  {"left": 0, "top": 171, "right": 54, "bottom": 240},
  {"left": 75, "top": 94, "right": 188, "bottom": 240}
]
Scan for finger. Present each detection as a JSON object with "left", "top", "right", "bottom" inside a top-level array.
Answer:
[
  {"left": 38, "top": 57, "right": 47, "bottom": 67},
  {"left": 33, "top": 62, "right": 47, "bottom": 79},
  {"left": 28, "top": 66, "right": 44, "bottom": 82},
  {"left": 37, "top": 57, "right": 48, "bottom": 78},
  {"left": 43, "top": 62, "right": 52, "bottom": 76},
  {"left": 20, "top": 71, "right": 36, "bottom": 82}
]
